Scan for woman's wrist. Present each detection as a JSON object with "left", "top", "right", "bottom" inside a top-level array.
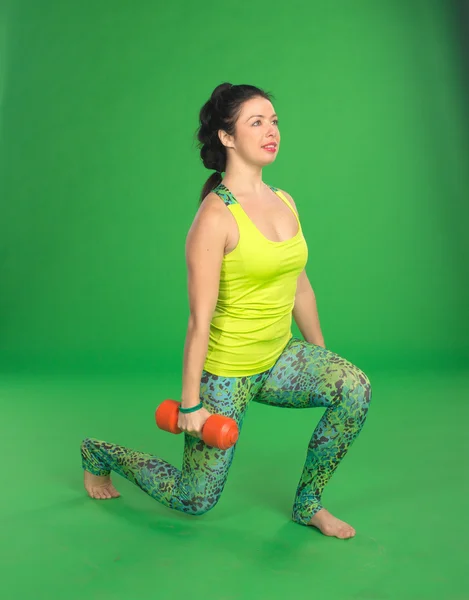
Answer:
[
  {"left": 181, "top": 397, "right": 202, "bottom": 409},
  {"left": 179, "top": 402, "right": 203, "bottom": 414}
]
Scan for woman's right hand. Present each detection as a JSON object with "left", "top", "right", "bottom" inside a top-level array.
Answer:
[{"left": 178, "top": 406, "right": 212, "bottom": 439}]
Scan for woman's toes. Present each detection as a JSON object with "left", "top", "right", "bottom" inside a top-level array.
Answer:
[
  {"left": 83, "top": 472, "right": 120, "bottom": 500},
  {"left": 87, "top": 485, "right": 119, "bottom": 499}
]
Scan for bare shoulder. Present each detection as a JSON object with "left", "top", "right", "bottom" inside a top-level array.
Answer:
[
  {"left": 278, "top": 188, "right": 299, "bottom": 216},
  {"left": 186, "top": 191, "right": 229, "bottom": 248},
  {"left": 191, "top": 191, "right": 228, "bottom": 223}
]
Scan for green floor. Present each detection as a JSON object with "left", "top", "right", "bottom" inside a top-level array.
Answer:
[{"left": 0, "top": 368, "right": 467, "bottom": 599}]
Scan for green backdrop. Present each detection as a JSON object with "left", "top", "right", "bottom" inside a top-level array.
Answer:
[
  {"left": 1, "top": 0, "right": 468, "bottom": 377},
  {"left": 1, "top": 3, "right": 469, "bottom": 599}
]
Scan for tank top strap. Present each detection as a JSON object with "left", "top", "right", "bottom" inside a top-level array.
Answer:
[
  {"left": 212, "top": 182, "right": 285, "bottom": 204},
  {"left": 211, "top": 183, "right": 238, "bottom": 206}
]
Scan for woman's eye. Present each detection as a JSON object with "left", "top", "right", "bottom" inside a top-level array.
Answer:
[{"left": 253, "top": 119, "right": 279, "bottom": 126}]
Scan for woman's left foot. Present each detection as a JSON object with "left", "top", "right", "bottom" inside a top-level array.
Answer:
[
  {"left": 84, "top": 470, "right": 120, "bottom": 499},
  {"left": 308, "top": 508, "right": 356, "bottom": 539}
]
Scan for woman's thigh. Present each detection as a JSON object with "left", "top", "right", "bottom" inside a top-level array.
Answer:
[
  {"left": 177, "top": 369, "right": 269, "bottom": 506},
  {"left": 253, "top": 336, "right": 372, "bottom": 409},
  {"left": 199, "top": 369, "right": 268, "bottom": 422}
]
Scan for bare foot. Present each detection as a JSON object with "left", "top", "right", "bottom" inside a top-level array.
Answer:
[
  {"left": 84, "top": 470, "right": 120, "bottom": 499},
  {"left": 308, "top": 508, "right": 356, "bottom": 539}
]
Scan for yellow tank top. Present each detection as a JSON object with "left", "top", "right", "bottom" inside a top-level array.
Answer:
[{"left": 203, "top": 182, "right": 309, "bottom": 377}]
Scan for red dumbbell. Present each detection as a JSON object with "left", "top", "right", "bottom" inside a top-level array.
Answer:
[{"left": 155, "top": 399, "right": 239, "bottom": 450}]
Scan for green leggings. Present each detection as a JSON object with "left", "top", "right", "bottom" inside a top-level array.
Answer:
[{"left": 81, "top": 336, "right": 372, "bottom": 525}]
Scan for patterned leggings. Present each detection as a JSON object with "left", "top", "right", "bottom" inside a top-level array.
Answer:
[{"left": 81, "top": 336, "right": 372, "bottom": 525}]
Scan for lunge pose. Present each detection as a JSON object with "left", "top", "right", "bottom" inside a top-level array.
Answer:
[{"left": 82, "top": 83, "right": 372, "bottom": 540}]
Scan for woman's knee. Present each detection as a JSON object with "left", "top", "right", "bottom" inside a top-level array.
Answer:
[
  {"left": 357, "top": 369, "right": 372, "bottom": 403},
  {"left": 358, "top": 374, "right": 372, "bottom": 415},
  {"left": 185, "top": 493, "right": 222, "bottom": 516},
  {"left": 342, "top": 367, "right": 372, "bottom": 409}
]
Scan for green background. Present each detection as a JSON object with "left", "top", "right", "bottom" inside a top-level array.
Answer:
[
  {"left": 1, "top": 1, "right": 468, "bottom": 599},
  {"left": 1, "top": 0, "right": 468, "bottom": 376}
]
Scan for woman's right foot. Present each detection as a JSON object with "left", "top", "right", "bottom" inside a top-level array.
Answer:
[
  {"left": 308, "top": 508, "right": 356, "bottom": 539},
  {"left": 84, "top": 470, "right": 120, "bottom": 499}
]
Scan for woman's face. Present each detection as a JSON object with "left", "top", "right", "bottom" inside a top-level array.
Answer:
[{"left": 222, "top": 96, "right": 280, "bottom": 168}]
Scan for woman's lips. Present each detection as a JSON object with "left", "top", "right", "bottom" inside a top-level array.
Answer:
[{"left": 262, "top": 145, "right": 277, "bottom": 153}]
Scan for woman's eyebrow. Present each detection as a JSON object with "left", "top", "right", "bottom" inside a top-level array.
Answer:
[{"left": 245, "top": 113, "right": 278, "bottom": 122}]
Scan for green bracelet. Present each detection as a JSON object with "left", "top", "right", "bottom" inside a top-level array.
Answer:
[{"left": 179, "top": 402, "right": 203, "bottom": 414}]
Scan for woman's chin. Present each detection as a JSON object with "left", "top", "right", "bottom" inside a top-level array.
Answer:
[{"left": 260, "top": 154, "right": 278, "bottom": 167}]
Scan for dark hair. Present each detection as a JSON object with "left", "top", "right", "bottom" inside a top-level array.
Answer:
[{"left": 195, "top": 82, "right": 274, "bottom": 205}]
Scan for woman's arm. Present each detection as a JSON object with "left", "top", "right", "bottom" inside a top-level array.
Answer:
[
  {"left": 281, "top": 189, "right": 325, "bottom": 348},
  {"left": 181, "top": 196, "right": 227, "bottom": 408},
  {"left": 293, "top": 270, "right": 326, "bottom": 348}
]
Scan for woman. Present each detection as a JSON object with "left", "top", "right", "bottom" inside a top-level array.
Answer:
[{"left": 81, "top": 83, "right": 372, "bottom": 540}]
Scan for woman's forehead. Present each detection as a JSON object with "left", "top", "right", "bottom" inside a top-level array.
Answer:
[{"left": 239, "top": 97, "right": 275, "bottom": 119}]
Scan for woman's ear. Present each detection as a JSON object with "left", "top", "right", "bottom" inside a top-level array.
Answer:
[{"left": 219, "top": 129, "right": 233, "bottom": 149}]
